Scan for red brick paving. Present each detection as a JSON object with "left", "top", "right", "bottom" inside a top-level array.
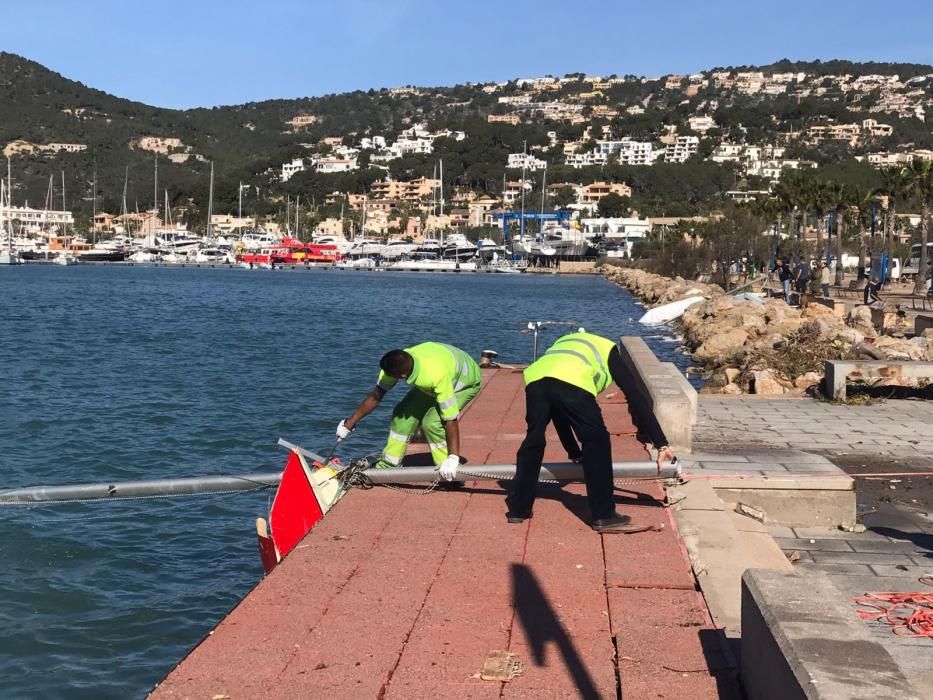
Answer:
[{"left": 150, "top": 369, "right": 738, "bottom": 700}]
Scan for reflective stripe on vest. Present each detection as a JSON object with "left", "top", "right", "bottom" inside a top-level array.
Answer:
[
  {"left": 440, "top": 343, "right": 477, "bottom": 391},
  {"left": 524, "top": 332, "right": 616, "bottom": 396}
]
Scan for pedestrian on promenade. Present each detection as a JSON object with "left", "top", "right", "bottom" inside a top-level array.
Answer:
[
  {"left": 808, "top": 260, "right": 823, "bottom": 299},
  {"left": 820, "top": 262, "right": 830, "bottom": 297},
  {"left": 339, "top": 342, "right": 482, "bottom": 480},
  {"left": 794, "top": 257, "right": 810, "bottom": 297},
  {"left": 863, "top": 276, "right": 882, "bottom": 306},
  {"left": 772, "top": 258, "right": 793, "bottom": 303},
  {"left": 505, "top": 331, "right": 675, "bottom": 533}
]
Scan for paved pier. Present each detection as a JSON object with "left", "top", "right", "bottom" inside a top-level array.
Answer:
[{"left": 151, "top": 368, "right": 736, "bottom": 699}]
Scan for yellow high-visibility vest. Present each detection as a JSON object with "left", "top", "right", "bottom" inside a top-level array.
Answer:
[
  {"left": 377, "top": 342, "right": 481, "bottom": 421},
  {"left": 523, "top": 332, "right": 617, "bottom": 396}
]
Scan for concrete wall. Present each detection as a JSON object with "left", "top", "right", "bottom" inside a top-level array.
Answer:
[
  {"left": 741, "top": 569, "right": 921, "bottom": 700},
  {"left": 618, "top": 336, "right": 696, "bottom": 452}
]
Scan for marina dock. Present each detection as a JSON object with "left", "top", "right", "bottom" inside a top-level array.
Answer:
[{"left": 150, "top": 368, "right": 736, "bottom": 699}]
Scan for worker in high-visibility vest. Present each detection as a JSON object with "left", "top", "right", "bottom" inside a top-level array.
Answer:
[
  {"left": 339, "top": 342, "right": 482, "bottom": 480},
  {"left": 506, "top": 331, "right": 675, "bottom": 532}
]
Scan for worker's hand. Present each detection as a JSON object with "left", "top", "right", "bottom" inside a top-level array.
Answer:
[
  {"left": 437, "top": 454, "right": 459, "bottom": 481},
  {"left": 336, "top": 420, "right": 353, "bottom": 441},
  {"left": 656, "top": 446, "right": 675, "bottom": 474}
]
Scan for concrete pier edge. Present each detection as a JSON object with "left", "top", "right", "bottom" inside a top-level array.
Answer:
[{"left": 618, "top": 335, "right": 697, "bottom": 452}]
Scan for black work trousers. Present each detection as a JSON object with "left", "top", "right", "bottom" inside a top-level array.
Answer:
[{"left": 507, "top": 377, "right": 615, "bottom": 521}]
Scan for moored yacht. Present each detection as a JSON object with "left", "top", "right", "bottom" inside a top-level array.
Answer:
[
  {"left": 411, "top": 237, "right": 442, "bottom": 258},
  {"left": 347, "top": 237, "right": 385, "bottom": 258},
  {"left": 440, "top": 233, "right": 477, "bottom": 261},
  {"left": 311, "top": 234, "right": 353, "bottom": 255},
  {"left": 381, "top": 237, "right": 416, "bottom": 259},
  {"left": 475, "top": 237, "right": 509, "bottom": 261}
]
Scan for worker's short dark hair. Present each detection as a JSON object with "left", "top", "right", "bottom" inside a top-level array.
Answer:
[{"left": 380, "top": 349, "right": 410, "bottom": 377}]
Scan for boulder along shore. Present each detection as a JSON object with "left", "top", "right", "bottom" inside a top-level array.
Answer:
[{"left": 600, "top": 265, "right": 933, "bottom": 396}]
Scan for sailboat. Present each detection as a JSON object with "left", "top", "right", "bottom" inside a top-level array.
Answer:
[
  {"left": 0, "top": 164, "right": 24, "bottom": 265},
  {"left": 53, "top": 171, "right": 78, "bottom": 265}
]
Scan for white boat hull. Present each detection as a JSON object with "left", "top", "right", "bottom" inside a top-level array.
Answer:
[{"left": 638, "top": 296, "right": 705, "bottom": 325}]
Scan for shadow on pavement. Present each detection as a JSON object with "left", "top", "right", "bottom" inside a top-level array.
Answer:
[{"left": 510, "top": 563, "right": 602, "bottom": 699}]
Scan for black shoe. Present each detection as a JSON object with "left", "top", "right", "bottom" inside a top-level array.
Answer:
[
  {"left": 506, "top": 511, "right": 532, "bottom": 524},
  {"left": 591, "top": 513, "right": 633, "bottom": 533}
]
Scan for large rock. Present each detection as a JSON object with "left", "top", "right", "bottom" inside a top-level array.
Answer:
[
  {"left": 833, "top": 328, "right": 865, "bottom": 346},
  {"left": 793, "top": 371, "right": 822, "bottom": 389},
  {"left": 751, "top": 369, "right": 786, "bottom": 395},
  {"left": 846, "top": 306, "right": 876, "bottom": 337},
  {"left": 801, "top": 304, "right": 834, "bottom": 320},
  {"left": 874, "top": 336, "right": 926, "bottom": 361},
  {"left": 693, "top": 328, "right": 750, "bottom": 363}
]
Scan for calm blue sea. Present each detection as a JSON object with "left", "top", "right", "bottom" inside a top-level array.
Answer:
[{"left": 0, "top": 265, "right": 692, "bottom": 699}]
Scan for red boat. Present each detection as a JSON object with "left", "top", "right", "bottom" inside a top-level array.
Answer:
[{"left": 236, "top": 236, "right": 340, "bottom": 266}]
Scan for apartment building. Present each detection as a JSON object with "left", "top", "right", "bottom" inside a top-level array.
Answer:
[
  {"left": 688, "top": 116, "right": 717, "bottom": 133},
  {"left": 359, "top": 136, "right": 387, "bottom": 150},
  {"left": 288, "top": 115, "right": 318, "bottom": 129},
  {"left": 44, "top": 143, "right": 87, "bottom": 153},
  {"left": 580, "top": 181, "right": 632, "bottom": 204},
  {"left": 806, "top": 118, "right": 893, "bottom": 144},
  {"left": 565, "top": 152, "right": 609, "bottom": 168},
  {"left": 590, "top": 105, "right": 619, "bottom": 118},
  {"left": 488, "top": 114, "right": 521, "bottom": 125},
  {"left": 596, "top": 139, "right": 657, "bottom": 165},
  {"left": 314, "top": 158, "right": 358, "bottom": 174},
  {"left": 369, "top": 178, "right": 439, "bottom": 204},
  {"left": 664, "top": 136, "right": 699, "bottom": 163},
  {"left": 507, "top": 153, "right": 547, "bottom": 171},
  {"left": 281, "top": 158, "right": 306, "bottom": 182},
  {"left": 132, "top": 136, "right": 184, "bottom": 154}
]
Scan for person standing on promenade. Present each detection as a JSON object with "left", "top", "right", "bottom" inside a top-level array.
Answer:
[
  {"left": 820, "top": 262, "right": 830, "bottom": 297},
  {"left": 505, "top": 331, "right": 675, "bottom": 533},
  {"left": 863, "top": 276, "right": 882, "bottom": 306},
  {"left": 338, "top": 342, "right": 482, "bottom": 481},
  {"left": 807, "top": 260, "right": 823, "bottom": 303},
  {"left": 772, "top": 258, "right": 793, "bottom": 303},
  {"left": 794, "top": 257, "right": 811, "bottom": 298}
]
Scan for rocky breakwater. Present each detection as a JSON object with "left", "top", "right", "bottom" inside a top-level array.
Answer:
[{"left": 600, "top": 265, "right": 933, "bottom": 396}]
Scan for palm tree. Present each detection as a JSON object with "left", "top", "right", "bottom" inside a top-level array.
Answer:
[
  {"left": 848, "top": 185, "right": 876, "bottom": 280},
  {"left": 809, "top": 179, "right": 834, "bottom": 262},
  {"left": 825, "top": 181, "right": 849, "bottom": 285},
  {"left": 876, "top": 166, "right": 911, "bottom": 251},
  {"left": 906, "top": 160, "right": 933, "bottom": 295}
]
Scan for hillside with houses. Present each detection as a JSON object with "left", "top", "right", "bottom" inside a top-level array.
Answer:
[{"left": 1, "top": 52, "right": 932, "bottom": 243}]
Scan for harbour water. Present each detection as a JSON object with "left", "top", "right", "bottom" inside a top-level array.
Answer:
[{"left": 0, "top": 266, "right": 694, "bottom": 699}]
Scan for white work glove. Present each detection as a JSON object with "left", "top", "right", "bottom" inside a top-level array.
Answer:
[
  {"left": 336, "top": 420, "right": 352, "bottom": 440},
  {"left": 437, "top": 454, "right": 460, "bottom": 481}
]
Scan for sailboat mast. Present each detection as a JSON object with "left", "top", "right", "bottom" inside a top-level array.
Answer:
[
  {"left": 206, "top": 162, "right": 214, "bottom": 240},
  {"left": 153, "top": 156, "right": 158, "bottom": 247},
  {"left": 519, "top": 140, "right": 527, "bottom": 237},
  {"left": 7, "top": 160, "right": 12, "bottom": 252},
  {"left": 92, "top": 166, "right": 97, "bottom": 245},
  {"left": 539, "top": 165, "right": 547, "bottom": 221},
  {"left": 61, "top": 170, "right": 67, "bottom": 238},
  {"left": 295, "top": 196, "right": 300, "bottom": 238},
  {"left": 122, "top": 166, "right": 129, "bottom": 238}
]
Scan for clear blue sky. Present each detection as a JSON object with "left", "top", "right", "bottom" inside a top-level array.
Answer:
[{"left": 4, "top": 0, "right": 932, "bottom": 109}]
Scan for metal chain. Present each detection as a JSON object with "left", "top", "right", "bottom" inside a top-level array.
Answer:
[{"left": 336, "top": 455, "right": 442, "bottom": 496}]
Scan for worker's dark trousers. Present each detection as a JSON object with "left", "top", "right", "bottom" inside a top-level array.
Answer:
[{"left": 507, "top": 378, "right": 615, "bottom": 521}]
